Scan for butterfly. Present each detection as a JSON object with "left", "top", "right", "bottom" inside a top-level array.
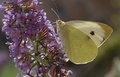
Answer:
[{"left": 56, "top": 20, "right": 113, "bottom": 64}]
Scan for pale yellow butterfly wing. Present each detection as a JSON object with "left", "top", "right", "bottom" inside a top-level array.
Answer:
[
  {"left": 59, "top": 23, "right": 98, "bottom": 64},
  {"left": 66, "top": 20, "right": 113, "bottom": 47}
]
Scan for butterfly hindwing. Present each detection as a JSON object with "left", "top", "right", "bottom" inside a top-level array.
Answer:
[{"left": 59, "top": 24, "right": 98, "bottom": 64}]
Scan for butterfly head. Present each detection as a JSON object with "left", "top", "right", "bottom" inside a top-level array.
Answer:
[
  {"left": 56, "top": 20, "right": 65, "bottom": 27},
  {"left": 56, "top": 20, "right": 65, "bottom": 32}
]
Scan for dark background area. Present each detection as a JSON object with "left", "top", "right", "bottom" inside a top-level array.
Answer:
[{"left": 0, "top": 0, "right": 120, "bottom": 77}]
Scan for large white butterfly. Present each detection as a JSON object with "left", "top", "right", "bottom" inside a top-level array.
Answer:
[{"left": 56, "top": 20, "right": 113, "bottom": 64}]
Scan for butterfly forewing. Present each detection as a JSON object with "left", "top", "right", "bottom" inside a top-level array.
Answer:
[
  {"left": 66, "top": 20, "right": 113, "bottom": 47},
  {"left": 59, "top": 24, "right": 98, "bottom": 64},
  {"left": 97, "top": 22, "right": 113, "bottom": 47}
]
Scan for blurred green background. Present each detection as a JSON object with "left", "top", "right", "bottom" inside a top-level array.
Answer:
[{"left": 0, "top": 0, "right": 120, "bottom": 77}]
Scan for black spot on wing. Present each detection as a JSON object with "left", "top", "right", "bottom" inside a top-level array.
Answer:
[{"left": 90, "top": 31, "right": 95, "bottom": 36}]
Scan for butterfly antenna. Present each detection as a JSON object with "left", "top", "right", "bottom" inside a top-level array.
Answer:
[
  {"left": 51, "top": 8, "right": 60, "bottom": 20},
  {"left": 51, "top": 0, "right": 60, "bottom": 20}
]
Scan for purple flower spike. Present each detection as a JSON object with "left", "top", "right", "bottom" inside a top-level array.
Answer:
[{"left": 0, "top": 0, "right": 72, "bottom": 77}]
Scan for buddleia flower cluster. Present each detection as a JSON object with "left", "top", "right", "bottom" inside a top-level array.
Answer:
[{"left": 0, "top": 0, "right": 72, "bottom": 77}]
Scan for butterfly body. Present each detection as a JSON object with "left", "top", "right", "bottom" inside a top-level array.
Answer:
[{"left": 56, "top": 20, "right": 113, "bottom": 64}]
